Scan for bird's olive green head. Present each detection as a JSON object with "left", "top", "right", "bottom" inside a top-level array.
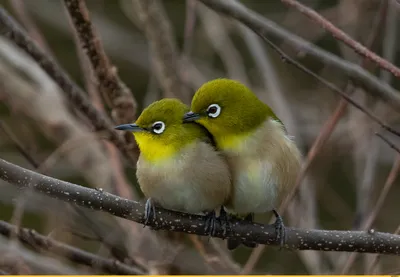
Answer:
[
  {"left": 183, "top": 78, "right": 281, "bottom": 140},
  {"left": 115, "top": 98, "right": 208, "bottom": 163}
]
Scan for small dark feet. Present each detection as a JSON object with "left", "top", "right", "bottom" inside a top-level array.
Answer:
[
  {"left": 204, "top": 210, "right": 218, "bottom": 237},
  {"left": 144, "top": 198, "right": 156, "bottom": 226},
  {"left": 218, "top": 206, "right": 230, "bottom": 238},
  {"left": 272, "top": 209, "right": 286, "bottom": 249},
  {"left": 244, "top": 213, "right": 254, "bottom": 223}
]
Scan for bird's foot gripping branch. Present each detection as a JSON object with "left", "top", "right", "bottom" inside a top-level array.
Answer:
[
  {"left": 1, "top": 158, "right": 400, "bottom": 255},
  {"left": 272, "top": 209, "right": 286, "bottom": 248},
  {"left": 144, "top": 198, "right": 156, "bottom": 226}
]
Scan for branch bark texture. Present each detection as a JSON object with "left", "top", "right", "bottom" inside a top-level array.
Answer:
[{"left": 1, "top": 158, "right": 400, "bottom": 255}]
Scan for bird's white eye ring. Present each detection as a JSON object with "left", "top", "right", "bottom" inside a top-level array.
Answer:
[
  {"left": 207, "top": 104, "right": 221, "bottom": 118},
  {"left": 152, "top": 121, "right": 166, "bottom": 134}
]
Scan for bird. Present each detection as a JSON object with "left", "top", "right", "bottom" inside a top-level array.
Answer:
[
  {"left": 182, "top": 78, "right": 302, "bottom": 250},
  {"left": 115, "top": 98, "right": 232, "bottom": 235}
]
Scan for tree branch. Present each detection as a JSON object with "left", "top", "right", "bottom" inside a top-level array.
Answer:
[
  {"left": 8, "top": 0, "right": 52, "bottom": 55},
  {"left": 0, "top": 220, "right": 144, "bottom": 275},
  {"left": 196, "top": 0, "right": 400, "bottom": 111},
  {"left": 253, "top": 37, "right": 400, "bottom": 138},
  {"left": 376, "top": 132, "right": 400, "bottom": 154},
  {"left": 62, "top": 0, "right": 137, "bottom": 126},
  {"left": 1, "top": 158, "right": 400, "bottom": 255},
  {"left": 280, "top": 0, "right": 400, "bottom": 80},
  {"left": 63, "top": 0, "right": 139, "bottom": 199},
  {"left": 132, "top": 0, "right": 190, "bottom": 103},
  {"left": 0, "top": 7, "right": 137, "bottom": 165}
]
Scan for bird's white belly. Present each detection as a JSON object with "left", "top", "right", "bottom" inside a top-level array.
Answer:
[
  {"left": 139, "top": 170, "right": 201, "bottom": 213},
  {"left": 149, "top": 178, "right": 202, "bottom": 213},
  {"left": 227, "top": 159, "right": 278, "bottom": 215},
  {"left": 137, "top": 157, "right": 220, "bottom": 214}
]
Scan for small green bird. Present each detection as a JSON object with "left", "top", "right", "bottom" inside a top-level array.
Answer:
[
  {"left": 115, "top": 98, "right": 232, "bottom": 233},
  {"left": 183, "top": 79, "right": 302, "bottom": 250}
]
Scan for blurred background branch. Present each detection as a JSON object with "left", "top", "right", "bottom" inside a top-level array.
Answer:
[
  {"left": 280, "top": 0, "right": 400, "bottom": 79},
  {"left": 131, "top": 0, "right": 190, "bottom": 103}
]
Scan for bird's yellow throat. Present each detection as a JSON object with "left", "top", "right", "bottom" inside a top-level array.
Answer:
[
  {"left": 196, "top": 118, "right": 252, "bottom": 151},
  {"left": 216, "top": 132, "right": 253, "bottom": 150},
  {"left": 134, "top": 133, "right": 181, "bottom": 164}
]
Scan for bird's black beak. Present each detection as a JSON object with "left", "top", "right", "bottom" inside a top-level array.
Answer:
[
  {"left": 114, "top": 123, "right": 144, "bottom": 132},
  {"left": 183, "top": 111, "right": 201, "bottom": 123}
]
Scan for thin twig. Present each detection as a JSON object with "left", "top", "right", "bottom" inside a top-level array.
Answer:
[
  {"left": 0, "top": 35, "right": 119, "bottom": 191},
  {"left": 0, "top": 121, "right": 40, "bottom": 168},
  {"left": 349, "top": 0, "right": 389, "bottom": 232},
  {"left": 0, "top": 236, "right": 79, "bottom": 274},
  {"left": 132, "top": 0, "right": 190, "bottom": 103},
  {"left": 0, "top": 34, "right": 143, "bottom": 269},
  {"left": 63, "top": 0, "right": 137, "bottom": 126},
  {"left": 340, "top": 154, "right": 400, "bottom": 273},
  {"left": 198, "top": 0, "right": 400, "bottom": 141},
  {"left": 0, "top": 7, "right": 137, "bottom": 165},
  {"left": 361, "top": 152, "right": 400, "bottom": 231},
  {"left": 68, "top": 16, "right": 147, "bottom": 267},
  {"left": 242, "top": 35, "right": 400, "bottom": 230},
  {"left": 256, "top": 37, "right": 400, "bottom": 138},
  {"left": 197, "top": 5, "right": 249, "bottom": 86},
  {"left": 375, "top": 132, "right": 400, "bottom": 154},
  {"left": 1, "top": 118, "right": 142, "bottom": 269},
  {"left": 242, "top": 2, "right": 388, "bottom": 269},
  {"left": 0, "top": 220, "right": 144, "bottom": 274},
  {"left": 68, "top": 7, "right": 137, "bottom": 200},
  {"left": 182, "top": 0, "right": 197, "bottom": 58},
  {"left": 36, "top": 135, "right": 102, "bottom": 174},
  {"left": 196, "top": 0, "right": 400, "bottom": 111},
  {"left": 8, "top": 0, "right": 52, "bottom": 54},
  {"left": 238, "top": 14, "right": 321, "bottom": 275},
  {"left": 280, "top": 0, "right": 400, "bottom": 80}
]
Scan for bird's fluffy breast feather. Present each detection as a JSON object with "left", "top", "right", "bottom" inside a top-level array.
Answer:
[
  {"left": 222, "top": 119, "right": 302, "bottom": 215},
  {"left": 136, "top": 140, "right": 232, "bottom": 214}
]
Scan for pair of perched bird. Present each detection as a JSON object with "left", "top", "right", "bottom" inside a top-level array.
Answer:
[{"left": 115, "top": 78, "right": 302, "bottom": 250}]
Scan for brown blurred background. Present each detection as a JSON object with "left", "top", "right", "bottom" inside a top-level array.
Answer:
[{"left": 0, "top": 0, "right": 400, "bottom": 274}]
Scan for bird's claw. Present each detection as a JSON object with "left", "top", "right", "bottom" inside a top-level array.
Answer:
[
  {"left": 244, "top": 213, "right": 254, "bottom": 223},
  {"left": 272, "top": 209, "right": 286, "bottom": 249},
  {"left": 218, "top": 206, "right": 230, "bottom": 238},
  {"left": 204, "top": 210, "right": 217, "bottom": 237},
  {"left": 144, "top": 198, "right": 156, "bottom": 226}
]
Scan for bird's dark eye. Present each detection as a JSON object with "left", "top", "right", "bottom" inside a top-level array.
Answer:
[
  {"left": 208, "top": 106, "right": 217, "bottom": 114},
  {"left": 151, "top": 121, "right": 166, "bottom": 134},
  {"left": 207, "top": 104, "right": 221, "bottom": 118}
]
